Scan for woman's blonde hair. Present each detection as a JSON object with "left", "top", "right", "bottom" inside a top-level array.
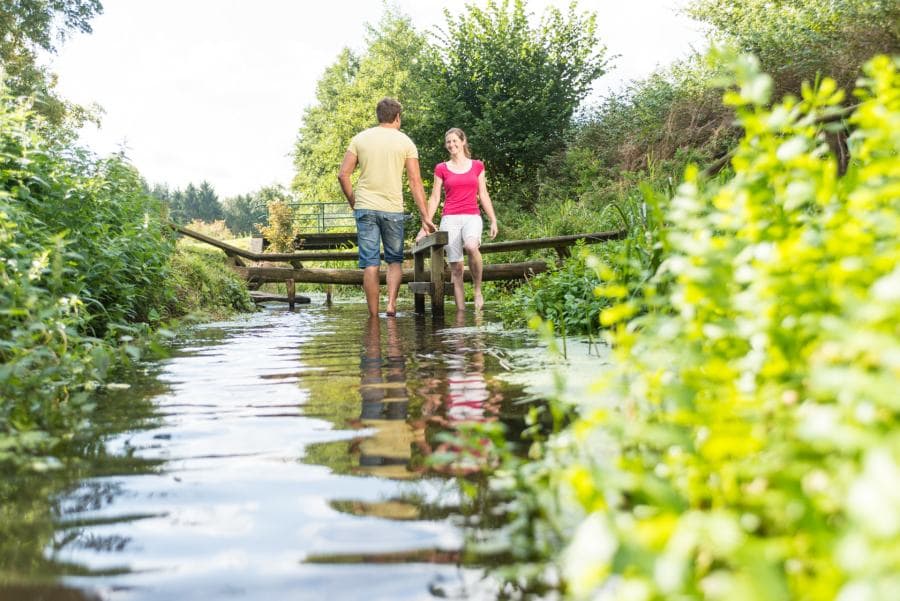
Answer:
[{"left": 445, "top": 127, "right": 472, "bottom": 158}]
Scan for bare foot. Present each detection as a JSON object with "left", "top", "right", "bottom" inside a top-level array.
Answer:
[
  {"left": 386, "top": 302, "right": 397, "bottom": 317},
  {"left": 474, "top": 292, "right": 484, "bottom": 311}
]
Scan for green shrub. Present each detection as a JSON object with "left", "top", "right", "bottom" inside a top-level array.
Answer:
[
  {"left": 0, "top": 95, "right": 177, "bottom": 469},
  {"left": 480, "top": 54, "right": 900, "bottom": 600}
]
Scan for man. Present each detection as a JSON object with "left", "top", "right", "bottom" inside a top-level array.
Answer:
[{"left": 338, "top": 97, "right": 435, "bottom": 317}]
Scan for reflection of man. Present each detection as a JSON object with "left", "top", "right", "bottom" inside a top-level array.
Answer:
[
  {"left": 338, "top": 98, "right": 435, "bottom": 317},
  {"left": 357, "top": 316, "right": 414, "bottom": 479}
]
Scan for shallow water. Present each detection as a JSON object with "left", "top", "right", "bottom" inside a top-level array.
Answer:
[{"left": 0, "top": 301, "right": 602, "bottom": 601}]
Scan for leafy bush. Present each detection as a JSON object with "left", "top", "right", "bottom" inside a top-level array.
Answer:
[
  {"left": 0, "top": 95, "right": 178, "bottom": 469},
  {"left": 480, "top": 54, "right": 900, "bottom": 600},
  {"left": 258, "top": 200, "right": 299, "bottom": 252}
]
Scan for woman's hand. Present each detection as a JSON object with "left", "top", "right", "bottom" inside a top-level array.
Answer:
[{"left": 489, "top": 220, "right": 498, "bottom": 239}]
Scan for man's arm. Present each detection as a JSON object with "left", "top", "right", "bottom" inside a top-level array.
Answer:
[
  {"left": 405, "top": 157, "right": 435, "bottom": 233},
  {"left": 338, "top": 151, "right": 357, "bottom": 208},
  {"left": 417, "top": 175, "right": 443, "bottom": 241}
]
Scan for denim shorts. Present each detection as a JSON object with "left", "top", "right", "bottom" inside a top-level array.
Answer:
[{"left": 354, "top": 208, "right": 406, "bottom": 268}]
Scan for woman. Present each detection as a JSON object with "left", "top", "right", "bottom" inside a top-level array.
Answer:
[{"left": 417, "top": 128, "right": 498, "bottom": 312}]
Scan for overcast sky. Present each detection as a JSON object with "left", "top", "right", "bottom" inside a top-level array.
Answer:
[{"left": 48, "top": 0, "right": 706, "bottom": 198}]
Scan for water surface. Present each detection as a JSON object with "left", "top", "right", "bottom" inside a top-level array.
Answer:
[{"left": 1, "top": 301, "right": 596, "bottom": 601}]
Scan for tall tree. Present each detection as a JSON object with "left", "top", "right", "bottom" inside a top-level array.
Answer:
[
  {"left": 195, "top": 180, "right": 223, "bottom": 222},
  {"left": 0, "top": 0, "right": 103, "bottom": 122},
  {"left": 292, "top": 9, "right": 430, "bottom": 208},
  {"left": 422, "top": 0, "right": 607, "bottom": 199},
  {"left": 222, "top": 193, "right": 264, "bottom": 236}
]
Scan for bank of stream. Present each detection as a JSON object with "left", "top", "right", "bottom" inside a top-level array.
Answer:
[{"left": 0, "top": 300, "right": 607, "bottom": 601}]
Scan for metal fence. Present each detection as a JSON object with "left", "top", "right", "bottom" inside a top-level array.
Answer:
[{"left": 289, "top": 201, "right": 354, "bottom": 233}]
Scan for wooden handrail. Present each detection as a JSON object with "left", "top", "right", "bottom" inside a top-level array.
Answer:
[
  {"left": 172, "top": 223, "right": 627, "bottom": 262},
  {"left": 410, "top": 230, "right": 448, "bottom": 254},
  {"left": 479, "top": 229, "right": 626, "bottom": 254}
]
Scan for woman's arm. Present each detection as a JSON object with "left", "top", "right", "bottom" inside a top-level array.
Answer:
[{"left": 477, "top": 170, "right": 498, "bottom": 239}]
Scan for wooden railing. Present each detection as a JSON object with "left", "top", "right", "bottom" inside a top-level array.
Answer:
[{"left": 170, "top": 222, "right": 627, "bottom": 314}]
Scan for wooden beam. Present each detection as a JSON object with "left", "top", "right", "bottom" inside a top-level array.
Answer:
[
  {"left": 286, "top": 279, "right": 296, "bottom": 310},
  {"left": 234, "top": 261, "right": 547, "bottom": 285},
  {"left": 479, "top": 229, "right": 625, "bottom": 254},
  {"left": 413, "top": 249, "right": 426, "bottom": 314},
  {"left": 408, "top": 282, "right": 434, "bottom": 295},
  {"left": 249, "top": 291, "right": 311, "bottom": 304},
  {"left": 173, "top": 223, "right": 624, "bottom": 263},
  {"left": 411, "top": 230, "right": 449, "bottom": 254},
  {"left": 430, "top": 244, "right": 445, "bottom": 315}
]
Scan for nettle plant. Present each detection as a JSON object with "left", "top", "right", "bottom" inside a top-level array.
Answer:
[{"left": 490, "top": 54, "right": 900, "bottom": 600}]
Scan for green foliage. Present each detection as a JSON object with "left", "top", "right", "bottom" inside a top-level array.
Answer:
[
  {"left": 0, "top": 0, "right": 102, "bottom": 123},
  {"left": 221, "top": 193, "right": 265, "bottom": 236},
  {"left": 292, "top": 1, "right": 606, "bottom": 213},
  {"left": 258, "top": 200, "right": 299, "bottom": 253},
  {"left": 419, "top": 0, "right": 606, "bottom": 202},
  {"left": 572, "top": 55, "right": 734, "bottom": 179},
  {"left": 481, "top": 54, "right": 900, "bottom": 600},
  {"left": 292, "top": 10, "right": 430, "bottom": 205},
  {"left": 0, "top": 94, "right": 178, "bottom": 469},
  {"left": 688, "top": 0, "right": 900, "bottom": 96},
  {"left": 156, "top": 180, "right": 224, "bottom": 224},
  {"left": 499, "top": 246, "right": 611, "bottom": 338},
  {"left": 166, "top": 243, "right": 255, "bottom": 318}
]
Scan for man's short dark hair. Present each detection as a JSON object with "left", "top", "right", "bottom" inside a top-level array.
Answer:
[{"left": 376, "top": 98, "right": 402, "bottom": 124}]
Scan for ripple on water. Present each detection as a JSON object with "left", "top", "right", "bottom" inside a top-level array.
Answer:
[{"left": 25, "top": 302, "right": 567, "bottom": 600}]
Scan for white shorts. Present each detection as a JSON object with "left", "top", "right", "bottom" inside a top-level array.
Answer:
[{"left": 440, "top": 214, "right": 483, "bottom": 263}]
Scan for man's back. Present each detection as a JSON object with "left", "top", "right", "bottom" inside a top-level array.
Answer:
[{"left": 349, "top": 126, "right": 418, "bottom": 213}]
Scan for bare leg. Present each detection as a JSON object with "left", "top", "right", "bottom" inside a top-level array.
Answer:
[
  {"left": 465, "top": 242, "right": 484, "bottom": 311},
  {"left": 386, "top": 262, "right": 402, "bottom": 315},
  {"left": 450, "top": 261, "right": 465, "bottom": 311},
  {"left": 363, "top": 266, "right": 380, "bottom": 317}
]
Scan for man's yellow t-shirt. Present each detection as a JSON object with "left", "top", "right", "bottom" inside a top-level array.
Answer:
[{"left": 347, "top": 126, "right": 418, "bottom": 213}]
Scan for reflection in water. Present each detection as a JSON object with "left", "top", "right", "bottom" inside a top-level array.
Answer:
[
  {"left": 417, "top": 312, "right": 503, "bottom": 475},
  {"left": 355, "top": 316, "right": 414, "bottom": 479},
  {"left": 1, "top": 304, "right": 551, "bottom": 600}
]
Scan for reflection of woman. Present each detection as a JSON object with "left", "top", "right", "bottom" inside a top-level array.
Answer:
[
  {"left": 417, "top": 313, "right": 502, "bottom": 475},
  {"left": 417, "top": 128, "right": 498, "bottom": 312}
]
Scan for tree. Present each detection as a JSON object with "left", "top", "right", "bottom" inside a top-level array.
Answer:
[
  {"left": 222, "top": 194, "right": 264, "bottom": 236},
  {"left": 687, "top": 0, "right": 900, "bottom": 96},
  {"left": 420, "top": 0, "right": 607, "bottom": 204},
  {"left": 292, "top": 9, "right": 431, "bottom": 208},
  {"left": 0, "top": 0, "right": 103, "bottom": 122},
  {"left": 195, "top": 180, "right": 223, "bottom": 222}
]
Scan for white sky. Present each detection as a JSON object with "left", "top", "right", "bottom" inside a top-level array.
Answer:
[{"left": 48, "top": 0, "right": 706, "bottom": 199}]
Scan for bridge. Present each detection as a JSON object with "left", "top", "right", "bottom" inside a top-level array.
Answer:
[{"left": 172, "top": 223, "right": 627, "bottom": 314}]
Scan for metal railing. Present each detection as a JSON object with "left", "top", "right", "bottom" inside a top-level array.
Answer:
[{"left": 289, "top": 201, "right": 354, "bottom": 233}]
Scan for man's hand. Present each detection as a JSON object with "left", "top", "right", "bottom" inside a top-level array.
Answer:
[{"left": 421, "top": 217, "right": 436, "bottom": 234}]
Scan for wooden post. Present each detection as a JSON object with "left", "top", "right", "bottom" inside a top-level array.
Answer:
[
  {"left": 286, "top": 279, "right": 296, "bottom": 310},
  {"left": 430, "top": 245, "right": 445, "bottom": 315},
  {"left": 554, "top": 246, "right": 571, "bottom": 265},
  {"left": 413, "top": 251, "right": 425, "bottom": 314}
]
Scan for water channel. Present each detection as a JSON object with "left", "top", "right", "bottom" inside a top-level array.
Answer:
[{"left": 1, "top": 300, "right": 603, "bottom": 601}]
